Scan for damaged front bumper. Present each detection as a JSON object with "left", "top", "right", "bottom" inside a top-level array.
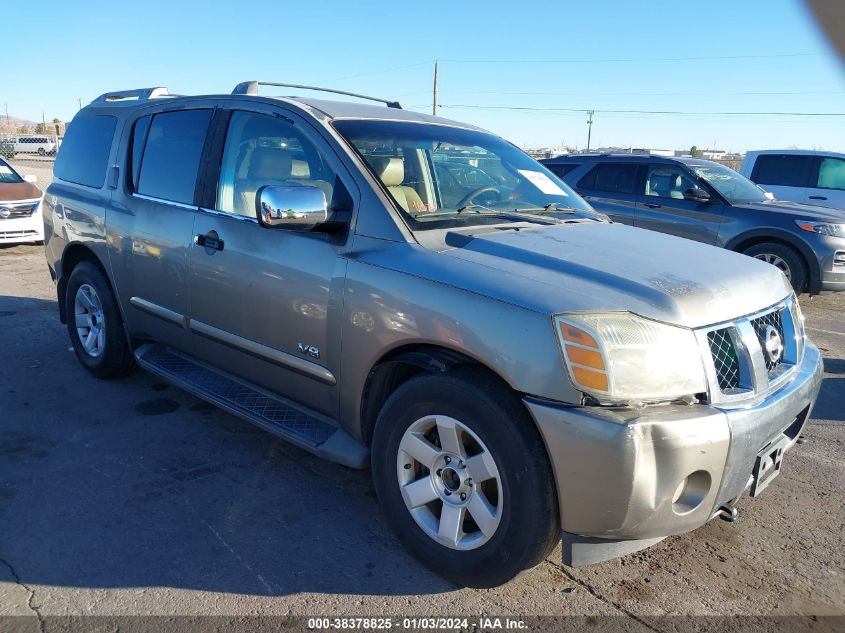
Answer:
[{"left": 526, "top": 341, "right": 823, "bottom": 566}]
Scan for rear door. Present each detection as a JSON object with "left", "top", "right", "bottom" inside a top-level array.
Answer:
[
  {"left": 805, "top": 156, "right": 845, "bottom": 209},
  {"left": 634, "top": 162, "right": 725, "bottom": 244},
  {"left": 749, "top": 153, "right": 814, "bottom": 204},
  {"left": 573, "top": 162, "right": 642, "bottom": 225},
  {"left": 107, "top": 107, "right": 212, "bottom": 352},
  {"left": 187, "top": 104, "right": 356, "bottom": 417}
]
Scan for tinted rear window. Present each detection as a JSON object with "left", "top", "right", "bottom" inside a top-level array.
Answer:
[
  {"left": 136, "top": 109, "right": 212, "bottom": 205},
  {"left": 578, "top": 163, "right": 639, "bottom": 194},
  {"left": 752, "top": 154, "right": 812, "bottom": 187},
  {"left": 54, "top": 113, "right": 117, "bottom": 188},
  {"left": 545, "top": 163, "right": 581, "bottom": 179}
]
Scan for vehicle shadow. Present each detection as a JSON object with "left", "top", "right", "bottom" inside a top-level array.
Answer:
[
  {"left": 812, "top": 358, "right": 845, "bottom": 423},
  {"left": 0, "top": 295, "right": 453, "bottom": 598}
]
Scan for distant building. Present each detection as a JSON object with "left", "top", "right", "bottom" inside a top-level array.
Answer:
[{"left": 700, "top": 150, "right": 727, "bottom": 160}]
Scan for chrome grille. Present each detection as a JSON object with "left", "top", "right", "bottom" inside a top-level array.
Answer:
[
  {"left": 698, "top": 297, "right": 801, "bottom": 406},
  {"left": 0, "top": 202, "right": 38, "bottom": 219},
  {"left": 750, "top": 308, "right": 785, "bottom": 373},
  {"left": 707, "top": 328, "right": 741, "bottom": 391}
]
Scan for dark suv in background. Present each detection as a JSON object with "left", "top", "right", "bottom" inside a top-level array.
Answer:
[{"left": 542, "top": 154, "right": 845, "bottom": 294}]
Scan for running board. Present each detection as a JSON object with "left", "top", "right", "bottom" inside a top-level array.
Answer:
[{"left": 134, "top": 343, "right": 368, "bottom": 468}]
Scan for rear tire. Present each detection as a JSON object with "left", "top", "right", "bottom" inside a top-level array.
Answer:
[
  {"left": 66, "top": 261, "right": 135, "bottom": 378},
  {"left": 371, "top": 367, "right": 560, "bottom": 588},
  {"left": 743, "top": 242, "right": 807, "bottom": 293}
]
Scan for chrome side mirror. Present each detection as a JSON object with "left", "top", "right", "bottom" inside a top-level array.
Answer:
[{"left": 256, "top": 185, "right": 327, "bottom": 231}]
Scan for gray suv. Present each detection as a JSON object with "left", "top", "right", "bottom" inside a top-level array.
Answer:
[
  {"left": 542, "top": 154, "right": 845, "bottom": 294},
  {"left": 44, "top": 83, "right": 822, "bottom": 587}
]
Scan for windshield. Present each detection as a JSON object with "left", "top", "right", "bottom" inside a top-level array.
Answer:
[
  {"left": 333, "top": 119, "right": 596, "bottom": 229},
  {"left": 690, "top": 162, "right": 768, "bottom": 204},
  {"left": 0, "top": 159, "right": 23, "bottom": 184}
]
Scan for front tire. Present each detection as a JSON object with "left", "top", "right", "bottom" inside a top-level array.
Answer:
[
  {"left": 743, "top": 242, "right": 807, "bottom": 293},
  {"left": 371, "top": 368, "right": 560, "bottom": 587},
  {"left": 66, "top": 261, "right": 135, "bottom": 378}
]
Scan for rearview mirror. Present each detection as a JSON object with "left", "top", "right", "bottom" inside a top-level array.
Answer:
[
  {"left": 256, "top": 185, "right": 327, "bottom": 231},
  {"left": 683, "top": 186, "right": 710, "bottom": 203},
  {"left": 23, "top": 174, "right": 38, "bottom": 184}
]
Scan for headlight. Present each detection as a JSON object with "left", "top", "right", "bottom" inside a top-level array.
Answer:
[
  {"left": 794, "top": 219, "right": 845, "bottom": 238},
  {"left": 554, "top": 313, "right": 707, "bottom": 404}
]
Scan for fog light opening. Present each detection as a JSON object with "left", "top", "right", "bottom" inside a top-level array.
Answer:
[{"left": 672, "top": 470, "right": 712, "bottom": 515}]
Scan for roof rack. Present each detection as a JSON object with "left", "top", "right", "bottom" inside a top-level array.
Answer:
[
  {"left": 232, "top": 81, "right": 402, "bottom": 109},
  {"left": 92, "top": 87, "right": 178, "bottom": 103}
]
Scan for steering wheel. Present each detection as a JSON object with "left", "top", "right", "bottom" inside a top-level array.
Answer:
[{"left": 455, "top": 186, "right": 501, "bottom": 209}]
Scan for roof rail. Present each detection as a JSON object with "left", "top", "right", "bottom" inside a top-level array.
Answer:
[
  {"left": 92, "top": 87, "right": 176, "bottom": 104},
  {"left": 232, "top": 81, "right": 402, "bottom": 109}
]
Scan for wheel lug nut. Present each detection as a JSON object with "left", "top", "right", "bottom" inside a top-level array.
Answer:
[
  {"left": 444, "top": 490, "right": 451, "bottom": 496},
  {"left": 444, "top": 456, "right": 451, "bottom": 464},
  {"left": 460, "top": 493, "right": 466, "bottom": 501},
  {"left": 436, "top": 468, "right": 443, "bottom": 476},
  {"left": 466, "top": 479, "right": 473, "bottom": 486},
  {"left": 404, "top": 463, "right": 411, "bottom": 470}
]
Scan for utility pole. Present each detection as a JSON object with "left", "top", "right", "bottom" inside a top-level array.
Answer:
[
  {"left": 4, "top": 103, "right": 8, "bottom": 126},
  {"left": 586, "top": 110, "right": 594, "bottom": 151},
  {"left": 432, "top": 61, "right": 438, "bottom": 116},
  {"left": 78, "top": 98, "right": 82, "bottom": 111}
]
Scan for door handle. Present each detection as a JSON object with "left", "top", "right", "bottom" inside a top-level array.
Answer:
[
  {"left": 808, "top": 195, "right": 827, "bottom": 201},
  {"left": 643, "top": 203, "right": 662, "bottom": 209},
  {"left": 195, "top": 233, "right": 224, "bottom": 251}
]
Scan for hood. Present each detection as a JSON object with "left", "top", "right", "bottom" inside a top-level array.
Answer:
[
  {"left": 0, "top": 181, "right": 42, "bottom": 202},
  {"left": 361, "top": 223, "right": 792, "bottom": 330},
  {"left": 734, "top": 199, "right": 845, "bottom": 222}
]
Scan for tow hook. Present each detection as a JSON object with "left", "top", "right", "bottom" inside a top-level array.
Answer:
[
  {"left": 717, "top": 505, "right": 739, "bottom": 522},
  {"left": 796, "top": 435, "right": 808, "bottom": 445}
]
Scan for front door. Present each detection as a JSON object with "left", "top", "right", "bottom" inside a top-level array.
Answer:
[
  {"left": 188, "top": 107, "right": 356, "bottom": 417},
  {"left": 634, "top": 163, "right": 724, "bottom": 244}
]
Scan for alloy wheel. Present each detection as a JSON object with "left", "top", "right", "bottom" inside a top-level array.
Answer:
[
  {"left": 754, "top": 253, "right": 792, "bottom": 281},
  {"left": 74, "top": 283, "right": 106, "bottom": 357},
  {"left": 396, "top": 414, "right": 503, "bottom": 550}
]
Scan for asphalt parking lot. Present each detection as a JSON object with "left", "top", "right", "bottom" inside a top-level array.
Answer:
[{"left": 0, "top": 165, "right": 843, "bottom": 625}]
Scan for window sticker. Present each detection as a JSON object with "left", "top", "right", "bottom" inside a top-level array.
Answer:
[{"left": 517, "top": 169, "right": 568, "bottom": 196}]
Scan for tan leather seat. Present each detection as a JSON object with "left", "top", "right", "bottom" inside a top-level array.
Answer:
[
  {"left": 372, "top": 157, "right": 426, "bottom": 213},
  {"left": 236, "top": 147, "right": 291, "bottom": 215},
  {"left": 289, "top": 159, "right": 333, "bottom": 201},
  {"left": 236, "top": 148, "right": 334, "bottom": 215}
]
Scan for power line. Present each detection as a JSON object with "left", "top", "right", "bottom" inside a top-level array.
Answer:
[
  {"left": 438, "top": 53, "right": 820, "bottom": 64},
  {"left": 399, "top": 89, "right": 845, "bottom": 98},
  {"left": 436, "top": 104, "right": 845, "bottom": 117}
]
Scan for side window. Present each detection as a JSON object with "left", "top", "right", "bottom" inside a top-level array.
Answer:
[
  {"left": 216, "top": 111, "right": 337, "bottom": 218},
  {"left": 578, "top": 163, "right": 639, "bottom": 194},
  {"left": 53, "top": 113, "right": 117, "bottom": 188},
  {"left": 136, "top": 109, "right": 212, "bottom": 205},
  {"left": 644, "top": 164, "right": 697, "bottom": 199},
  {"left": 546, "top": 163, "right": 580, "bottom": 179},
  {"left": 752, "top": 154, "right": 812, "bottom": 187},
  {"left": 129, "top": 115, "right": 151, "bottom": 191},
  {"left": 816, "top": 157, "right": 845, "bottom": 190}
]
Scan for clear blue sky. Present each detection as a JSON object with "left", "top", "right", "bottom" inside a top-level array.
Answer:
[{"left": 4, "top": 0, "right": 844, "bottom": 152}]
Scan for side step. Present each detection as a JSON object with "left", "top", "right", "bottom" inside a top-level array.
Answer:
[{"left": 134, "top": 343, "right": 369, "bottom": 468}]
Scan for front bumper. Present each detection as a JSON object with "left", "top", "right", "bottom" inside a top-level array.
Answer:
[
  {"left": 527, "top": 341, "right": 823, "bottom": 562},
  {"left": 815, "top": 235, "right": 845, "bottom": 292},
  {"left": 0, "top": 212, "right": 44, "bottom": 244}
]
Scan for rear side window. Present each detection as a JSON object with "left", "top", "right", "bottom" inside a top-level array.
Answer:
[
  {"left": 752, "top": 154, "right": 812, "bottom": 187},
  {"left": 816, "top": 157, "right": 845, "bottom": 190},
  {"left": 54, "top": 113, "right": 117, "bottom": 188},
  {"left": 136, "top": 109, "right": 212, "bottom": 205},
  {"left": 578, "top": 163, "right": 639, "bottom": 194},
  {"left": 546, "top": 163, "right": 580, "bottom": 179},
  {"left": 129, "top": 115, "right": 151, "bottom": 190}
]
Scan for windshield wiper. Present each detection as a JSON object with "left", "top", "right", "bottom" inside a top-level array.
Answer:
[{"left": 455, "top": 202, "right": 497, "bottom": 214}]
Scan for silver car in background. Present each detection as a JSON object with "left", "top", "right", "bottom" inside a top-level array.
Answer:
[{"left": 43, "top": 82, "right": 822, "bottom": 587}]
